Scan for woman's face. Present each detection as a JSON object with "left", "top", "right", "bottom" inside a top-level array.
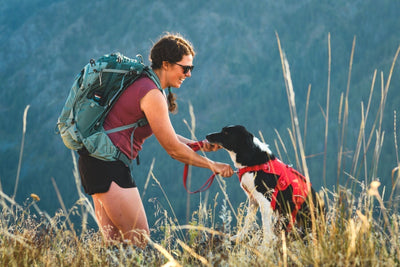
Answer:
[{"left": 167, "top": 54, "right": 193, "bottom": 88}]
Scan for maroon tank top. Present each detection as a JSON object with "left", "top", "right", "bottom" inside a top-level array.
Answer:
[{"left": 103, "top": 76, "right": 159, "bottom": 159}]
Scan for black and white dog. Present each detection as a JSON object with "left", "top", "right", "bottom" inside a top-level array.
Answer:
[{"left": 206, "top": 125, "right": 324, "bottom": 242}]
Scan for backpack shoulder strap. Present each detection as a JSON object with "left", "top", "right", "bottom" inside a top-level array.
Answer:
[{"left": 144, "top": 67, "right": 163, "bottom": 91}]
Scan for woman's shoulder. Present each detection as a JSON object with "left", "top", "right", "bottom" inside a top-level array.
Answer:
[
  {"left": 131, "top": 75, "right": 157, "bottom": 88},
  {"left": 124, "top": 75, "right": 160, "bottom": 97}
]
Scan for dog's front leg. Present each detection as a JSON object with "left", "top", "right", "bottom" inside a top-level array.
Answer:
[{"left": 257, "top": 195, "right": 275, "bottom": 244}]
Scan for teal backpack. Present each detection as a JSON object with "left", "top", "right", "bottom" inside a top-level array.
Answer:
[{"left": 57, "top": 52, "right": 162, "bottom": 166}]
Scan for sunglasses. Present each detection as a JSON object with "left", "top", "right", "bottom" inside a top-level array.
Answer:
[{"left": 173, "top": 63, "right": 194, "bottom": 74}]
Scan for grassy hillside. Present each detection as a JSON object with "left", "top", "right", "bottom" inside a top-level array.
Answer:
[{"left": 1, "top": 183, "right": 400, "bottom": 266}]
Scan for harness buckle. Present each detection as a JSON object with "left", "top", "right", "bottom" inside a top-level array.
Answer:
[{"left": 278, "top": 178, "right": 288, "bottom": 190}]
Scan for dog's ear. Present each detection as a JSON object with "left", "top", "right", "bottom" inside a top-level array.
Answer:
[{"left": 235, "top": 135, "right": 273, "bottom": 165}]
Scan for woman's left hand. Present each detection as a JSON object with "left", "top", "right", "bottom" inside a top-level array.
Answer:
[{"left": 202, "top": 140, "right": 221, "bottom": 152}]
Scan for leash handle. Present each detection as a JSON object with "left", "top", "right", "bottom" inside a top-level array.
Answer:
[
  {"left": 183, "top": 141, "right": 216, "bottom": 194},
  {"left": 187, "top": 140, "right": 204, "bottom": 152}
]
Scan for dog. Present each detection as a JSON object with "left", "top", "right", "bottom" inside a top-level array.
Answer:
[{"left": 206, "top": 125, "right": 324, "bottom": 242}]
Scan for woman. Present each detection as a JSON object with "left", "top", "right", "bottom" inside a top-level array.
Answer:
[{"left": 78, "top": 33, "right": 234, "bottom": 247}]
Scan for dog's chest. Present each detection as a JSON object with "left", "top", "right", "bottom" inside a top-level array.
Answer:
[
  {"left": 240, "top": 172, "right": 258, "bottom": 194},
  {"left": 240, "top": 172, "right": 275, "bottom": 200}
]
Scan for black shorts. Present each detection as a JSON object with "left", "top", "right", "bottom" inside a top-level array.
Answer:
[{"left": 78, "top": 155, "right": 136, "bottom": 195}]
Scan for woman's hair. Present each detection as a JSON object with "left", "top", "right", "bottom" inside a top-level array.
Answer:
[{"left": 150, "top": 33, "right": 195, "bottom": 113}]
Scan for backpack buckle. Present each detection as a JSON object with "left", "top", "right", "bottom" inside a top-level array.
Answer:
[
  {"left": 137, "top": 118, "right": 148, "bottom": 127},
  {"left": 115, "top": 150, "right": 131, "bottom": 167}
]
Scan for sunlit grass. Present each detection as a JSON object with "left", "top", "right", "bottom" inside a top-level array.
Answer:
[
  {"left": 1, "top": 35, "right": 400, "bottom": 266},
  {"left": 1, "top": 177, "right": 400, "bottom": 266}
]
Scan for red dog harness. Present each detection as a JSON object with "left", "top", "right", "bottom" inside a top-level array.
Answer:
[{"left": 237, "top": 159, "right": 310, "bottom": 230}]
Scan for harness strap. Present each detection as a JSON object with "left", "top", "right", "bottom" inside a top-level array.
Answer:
[
  {"left": 183, "top": 141, "right": 217, "bottom": 194},
  {"left": 237, "top": 164, "right": 272, "bottom": 182}
]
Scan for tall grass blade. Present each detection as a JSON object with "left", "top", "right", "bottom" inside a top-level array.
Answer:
[
  {"left": 142, "top": 157, "right": 156, "bottom": 199},
  {"left": 71, "top": 151, "right": 96, "bottom": 222},
  {"left": 186, "top": 102, "right": 197, "bottom": 223},
  {"left": 323, "top": 33, "right": 331, "bottom": 187},
  {"left": 51, "top": 177, "right": 76, "bottom": 237},
  {"left": 339, "top": 37, "right": 356, "bottom": 185},
  {"left": 394, "top": 110, "right": 399, "bottom": 164},
  {"left": 303, "top": 84, "right": 311, "bottom": 154},
  {"left": 145, "top": 236, "right": 182, "bottom": 267},
  {"left": 150, "top": 171, "right": 186, "bottom": 242},
  {"left": 13, "top": 105, "right": 30, "bottom": 200},
  {"left": 276, "top": 31, "right": 320, "bottom": 263},
  {"left": 275, "top": 33, "right": 310, "bottom": 186}
]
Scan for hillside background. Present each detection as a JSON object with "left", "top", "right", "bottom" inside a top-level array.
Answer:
[{"left": 1, "top": 0, "right": 399, "bottom": 229}]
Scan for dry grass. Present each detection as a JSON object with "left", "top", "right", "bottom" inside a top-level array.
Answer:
[
  {"left": 1, "top": 179, "right": 400, "bottom": 266},
  {"left": 1, "top": 35, "right": 400, "bottom": 266}
]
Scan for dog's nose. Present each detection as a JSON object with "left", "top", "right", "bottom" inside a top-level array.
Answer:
[{"left": 206, "top": 134, "right": 217, "bottom": 142}]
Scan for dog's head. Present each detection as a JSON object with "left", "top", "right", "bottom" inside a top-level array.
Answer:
[
  {"left": 206, "top": 125, "right": 253, "bottom": 152},
  {"left": 206, "top": 125, "right": 274, "bottom": 167}
]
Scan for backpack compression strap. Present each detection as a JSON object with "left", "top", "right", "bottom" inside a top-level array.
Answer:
[
  {"left": 105, "top": 117, "right": 149, "bottom": 166},
  {"left": 104, "top": 117, "right": 148, "bottom": 134}
]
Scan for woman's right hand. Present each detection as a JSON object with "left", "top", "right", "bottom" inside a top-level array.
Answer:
[{"left": 211, "top": 162, "right": 234, "bottom": 177}]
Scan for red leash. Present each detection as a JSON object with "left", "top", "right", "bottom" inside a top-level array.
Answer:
[{"left": 183, "top": 141, "right": 216, "bottom": 194}]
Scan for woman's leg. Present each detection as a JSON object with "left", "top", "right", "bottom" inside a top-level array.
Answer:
[
  {"left": 92, "top": 196, "right": 121, "bottom": 242},
  {"left": 92, "top": 181, "right": 149, "bottom": 247}
]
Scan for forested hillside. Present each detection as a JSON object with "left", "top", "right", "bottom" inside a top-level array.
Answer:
[{"left": 1, "top": 0, "right": 399, "bottom": 228}]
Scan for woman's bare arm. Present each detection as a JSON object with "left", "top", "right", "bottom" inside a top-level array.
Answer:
[{"left": 140, "top": 89, "right": 232, "bottom": 177}]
